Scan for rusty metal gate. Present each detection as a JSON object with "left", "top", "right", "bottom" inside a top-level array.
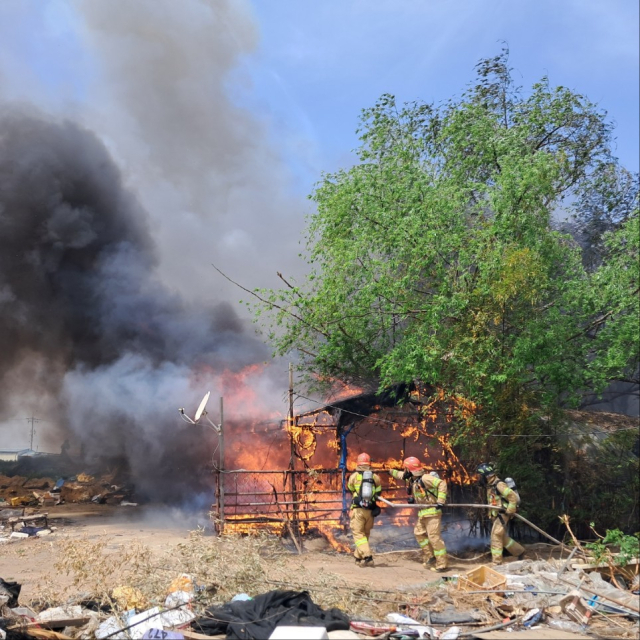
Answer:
[
  {"left": 210, "top": 468, "right": 448, "bottom": 534},
  {"left": 212, "top": 469, "right": 489, "bottom": 539}
]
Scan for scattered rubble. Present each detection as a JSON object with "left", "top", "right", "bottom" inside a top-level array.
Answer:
[
  {"left": 0, "top": 547, "right": 638, "bottom": 640},
  {"left": 0, "top": 503, "right": 638, "bottom": 640}
]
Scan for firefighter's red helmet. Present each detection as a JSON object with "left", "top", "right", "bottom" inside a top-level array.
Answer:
[
  {"left": 403, "top": 456, "right": 422, "bottom": 473},
  {"left": 357, "top": 452, "right": 371, "bottom": 465}
]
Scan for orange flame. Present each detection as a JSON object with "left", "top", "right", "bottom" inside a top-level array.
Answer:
[{"left": 210, "top": 377, "right": 477, "bottom": 544}]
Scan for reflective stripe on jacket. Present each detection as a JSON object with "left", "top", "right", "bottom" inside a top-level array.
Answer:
[
  {"left": 390, "top": 469, "right": 447, "bottom": 517},
  {"left": 487, "top": 480, "right": 517, "bottom": 517}
]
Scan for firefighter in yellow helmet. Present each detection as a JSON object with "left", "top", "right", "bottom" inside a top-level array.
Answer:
[
  {"left": 389, "top": 457, "right": 448, "bottom": 571},
  {"left": 477, "top": 463, "right": 525, "bottom": 564},
  {"left": 347, "top": 453, "right": 382, "bottom": 567}
]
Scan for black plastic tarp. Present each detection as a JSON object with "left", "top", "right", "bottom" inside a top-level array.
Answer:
[
  {"left": 191, "top": 589, "right": 350, "bottom": 639},
  {"left": 0, "top": 578, "right": 21, "bottom": 608}
]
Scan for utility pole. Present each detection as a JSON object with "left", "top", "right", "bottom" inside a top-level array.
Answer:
[
  {"left": 288, "top": 363, "right": 299, "bottom": 535},
  {"left": 289, "top": 363, "right": 295, "bottom": 466},
  {"left": 218, "top": 396, "right": 225, "bottom": 535},
  {"left": 26, "top": 417, "right": 41, "bottom": 450}
]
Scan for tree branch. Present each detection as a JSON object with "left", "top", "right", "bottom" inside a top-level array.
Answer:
[{"left": 211, "top": 263, "right": 330, "bottom": 339}]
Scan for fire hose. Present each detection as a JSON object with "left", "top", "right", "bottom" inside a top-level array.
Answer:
[{"left": 378, "top": 497, "right": 581, "bottom": 554}]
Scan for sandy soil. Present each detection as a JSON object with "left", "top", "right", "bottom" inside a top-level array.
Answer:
[{"left": 0, "top": 504, "right": 542, "bottom": 602}]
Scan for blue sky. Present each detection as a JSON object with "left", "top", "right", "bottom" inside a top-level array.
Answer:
[
  {"left": 244, "top": 0, "right": 639, "bottom": 190},
  {"left": 1, "top": 0, "right": 637, "bottom": 199}
]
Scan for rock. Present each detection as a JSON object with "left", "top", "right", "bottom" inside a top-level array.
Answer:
[
  {"left": 37, "top": 605, "right": 84, "bottom": 621},
  {"left": 304, "top": 537, "right": 330, "bottom": 552}
]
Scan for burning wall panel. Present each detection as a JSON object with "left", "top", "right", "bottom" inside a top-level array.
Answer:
[{"left": 215, "top": 386, "right": 476, "bottom": 546}]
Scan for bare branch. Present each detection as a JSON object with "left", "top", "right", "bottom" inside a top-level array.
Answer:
[{"left": 211, "top": 263, "right": 330, "bottom": 339}]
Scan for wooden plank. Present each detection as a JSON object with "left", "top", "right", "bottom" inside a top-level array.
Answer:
[
  {"left": 571, "top": 558, "right": 639, "bottom": 571},
  {"left": 32, "top": 617, "right": 91, "bottom": 629},
  {"left": 473, "top": 630, "right": 591, "bottom": 639},
  {"left": 7, "top": 513, "right": 49, "bottom": 523},
  {"left": 7, "top": 512, "right": 49, "bottom": 531},
  {"left": 22, "top": 629, "right": 74, "bottom": 640},
  {"left": 181, "top": 630, "right": 226, "bottom": 640},
  {"left": 10, "top": 618, "right": 90, "bottom": 632}
]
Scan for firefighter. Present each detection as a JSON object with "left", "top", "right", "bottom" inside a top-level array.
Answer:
[
  {"left": 476, "top": 463, "right": 525, "bottom": 564},
  {"left": 389, "top": 457, "right": 448, "bottom": 571},
  {"left": 347, "top": 452, "right": 382, "bottom": 567}
]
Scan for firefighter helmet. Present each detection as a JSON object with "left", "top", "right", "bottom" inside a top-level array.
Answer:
[
  {"left": 403, "top": 457, "right": 422, "bottom": 473},
  {"left": 476, "top": 463, "right": 496, "bottom": 477},
  {"left": 357, "top": 452, "right": 371, "bottom": 465}
]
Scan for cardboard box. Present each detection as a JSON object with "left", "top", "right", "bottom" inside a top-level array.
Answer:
[{"left": 457, "top": 565, "right": 507, "bottom": 593}]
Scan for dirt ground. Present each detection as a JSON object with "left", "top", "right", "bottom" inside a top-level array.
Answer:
[{"left": 0, "top": 503, "right": 553, "bottom": 605}]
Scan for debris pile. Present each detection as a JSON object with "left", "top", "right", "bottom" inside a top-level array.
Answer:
[
  {"left": 0, "top": 510, "right": 55, "bottom": 542},
  {"left": 1, "top": 550, "right": 638, "bottom": 639},
  {"left": 0, "top": 471, "right": 135, "bottom": 508},
  {"left": 0, "top": 575, "right": 198, "bottom": 639},
  {"left": 1, "top": 518, "right": 638, "bottom": 640},
  {"left": 335, "top": 559, "right": 640, "bottom": 639}
]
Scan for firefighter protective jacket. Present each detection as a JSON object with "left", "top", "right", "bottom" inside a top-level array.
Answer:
[
  {"left": 347, "top": 465, "right": 382, "bottom": 509},
  {"left": 390, "top": 469, "right": 447, "bottom": 517},
  {"left": 487, "top": 479, "right": 518, "bottom": 517}
]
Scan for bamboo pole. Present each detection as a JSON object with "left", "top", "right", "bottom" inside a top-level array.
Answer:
[
  {"left": 288, "top": 363, "right": 300, "bottom": 536},
  {"left": 271, "top": 485, "right": 302, "bottom": 554},
  {"left": 218, "top": 396, "right": 225, "bottom": 535}
]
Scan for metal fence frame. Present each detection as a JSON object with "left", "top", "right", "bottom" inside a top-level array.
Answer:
[{"left": 212, "top": 468, "right": 486, "bottom": 536}]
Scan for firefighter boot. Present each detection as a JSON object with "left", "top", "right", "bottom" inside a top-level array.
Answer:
[{"left": 363, "top": 556, "right": 374, "bottom": 567}]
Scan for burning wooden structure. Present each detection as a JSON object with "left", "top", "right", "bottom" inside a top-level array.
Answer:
[{"left": 211, "top": 383, "right": 478, "bottom": 543}]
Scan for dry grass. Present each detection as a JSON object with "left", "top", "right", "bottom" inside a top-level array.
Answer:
[
  {"left": 24, "top": 529, "right": 285, "bottom": 611},
  {"left": 2, "top": 529, "right": 433, "bottom": 621}
]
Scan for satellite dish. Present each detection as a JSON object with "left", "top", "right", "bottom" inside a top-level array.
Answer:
[{"left": 195, "top": 391, "right": 211, "bottom": 422}]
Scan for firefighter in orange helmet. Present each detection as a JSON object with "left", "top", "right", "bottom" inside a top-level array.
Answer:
[
  {"left": 389, "top": 457, "right": 448, "bottom": 571},
  {"left": 347, "top": 452, "right": 382, "bottom": 567}
]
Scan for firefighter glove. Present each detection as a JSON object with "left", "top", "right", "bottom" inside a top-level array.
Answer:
[
  {"left": 402, "top": 470, "right": 412, "bottom": 481},
  {"left": 435, "top": 504, "right": 443, "bottom": 510},
  {"left": 407, "top": 497, "right": 415, "bottom": 504}
]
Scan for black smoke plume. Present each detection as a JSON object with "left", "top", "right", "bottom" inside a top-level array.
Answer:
[{"left": 0, "top": 110, "right": 269, "bottom": 501}]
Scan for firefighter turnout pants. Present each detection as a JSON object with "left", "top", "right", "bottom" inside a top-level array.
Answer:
[
  {"left": 415, "top": 514, "right": 447, "bottom": 569},
  {"left": 350, "top": 507, "right": 374, "bottom": 559},
  {"left": 491, "top": 514, "right": 524, "bottom": 563}
]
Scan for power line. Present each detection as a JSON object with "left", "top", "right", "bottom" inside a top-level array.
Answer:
[{"left": 25, "top": 416, "right": 41, "bottom": 450}]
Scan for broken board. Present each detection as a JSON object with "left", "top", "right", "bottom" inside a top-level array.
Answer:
[{"left": 472, "top": 629, "right": 591, "bottom": 639}]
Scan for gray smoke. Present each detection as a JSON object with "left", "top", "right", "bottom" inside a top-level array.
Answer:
[
  {"left": 0, "top": 0, "right": 305, "bottom": 501},
  {"left": 72, "top": 0, "right": 305, "bottom": 303}
]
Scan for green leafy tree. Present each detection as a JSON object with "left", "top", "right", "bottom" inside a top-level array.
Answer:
[
  {"left": 251, "top": 51, "right": 639, "bottom": 446},
  {"left": 570, "top": 163, "right": 638, "bottom": 271}
]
